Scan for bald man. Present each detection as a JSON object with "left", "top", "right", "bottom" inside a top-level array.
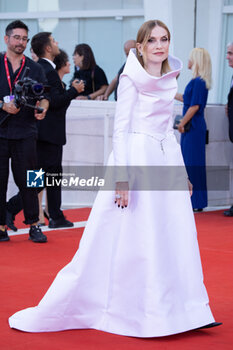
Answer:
[{"left": 98, "top": 39, "right": 136, "bottom": 101}]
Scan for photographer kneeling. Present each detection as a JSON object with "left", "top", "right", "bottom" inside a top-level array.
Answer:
[{"left": 0, "top": 20, "right": 49, "bottom": 243}]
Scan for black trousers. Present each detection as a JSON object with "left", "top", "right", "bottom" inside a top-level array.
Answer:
[
  {"left": 7, "top": 140, "right": 64, "bottom": 221},
  {"left": 0, "top": 137, "right": 39, "bottom": 225},
  {"left": 37, "top": 140, "right": 64, "bottom": 220}
]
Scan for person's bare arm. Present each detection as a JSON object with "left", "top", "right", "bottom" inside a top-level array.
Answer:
[
  {"left": 97, "top": 76, "right": 118, "bottom": 100},
  {"left": 175, "top": 92, "right": 183, "bottom": 102},
  {"left": 178, "top": 105, "right": 199, "bottom": 133}
]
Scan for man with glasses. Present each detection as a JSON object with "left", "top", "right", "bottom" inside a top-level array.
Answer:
[{"left": 0, "top": 20, "right": 49, "bottom": 242}]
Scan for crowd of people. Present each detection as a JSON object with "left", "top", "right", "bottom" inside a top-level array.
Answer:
[
  {"left": 0, "top": 19, "right": 233, "bottom": 241},
  {"left": 0, "top": 16, "right": 226, "bottom": 338},
  {"left": 0, "top": 22, "right": 138, "bottom": 241},
  {"left": 0, "top": 18, "right": 233, "bottom": 238},
  {"left": 0, "top": 21, "right": 87, "bottom": 242}
]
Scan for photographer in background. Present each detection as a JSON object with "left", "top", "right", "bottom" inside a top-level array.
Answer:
[{"left": 0, "top": 20, "right": 49, "bottom": 243}]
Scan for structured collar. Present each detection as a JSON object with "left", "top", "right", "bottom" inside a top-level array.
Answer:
[{"left": 121, "top": 49, "right": 182, "bottom": 91}]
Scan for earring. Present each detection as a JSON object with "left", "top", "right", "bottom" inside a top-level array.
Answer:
[{"left": 139, "top": 52, "right": 143, "bottom": 57}]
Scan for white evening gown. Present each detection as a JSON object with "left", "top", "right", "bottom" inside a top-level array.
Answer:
[{"left": 9, "top": 50, "right": 215, "bottom": 337}]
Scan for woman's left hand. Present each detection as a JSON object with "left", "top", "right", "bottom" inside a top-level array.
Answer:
[{"left": 178, "top": 122, "right": 185, "bottom": 133}]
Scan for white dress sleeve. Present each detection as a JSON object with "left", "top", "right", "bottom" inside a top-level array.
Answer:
[{"left": 112, "top": 75, "right": 138, "bottom": 181}]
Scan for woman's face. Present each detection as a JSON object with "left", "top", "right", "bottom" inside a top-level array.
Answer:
[
  {"left": 73, "top": 52, "right": 83, "bottom": 68},
  {"left": 138, "top": 26, "right": 170, "bottom": 67}
]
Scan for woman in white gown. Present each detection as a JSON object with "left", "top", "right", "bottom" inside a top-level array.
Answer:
[{"left": 9, "top": 20, "right": 217, "bottom": 337}]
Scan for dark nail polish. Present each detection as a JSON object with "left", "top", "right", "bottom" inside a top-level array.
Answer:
[
  {"left": 115, "top": 201, "right": 117, "bottom": 204},
  {"left": 125, "top": 205, "right": 127, "bottom": 208},
  {"left": 118, "top": 205, "right": 120, "bottom": 208},
  {"left": 121, "top": 206, "right": 124, "bottom": 209}
]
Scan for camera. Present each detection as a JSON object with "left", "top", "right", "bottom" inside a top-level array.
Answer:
[{"left": 14, "top": 67, "right": 49, "bottom": 113}]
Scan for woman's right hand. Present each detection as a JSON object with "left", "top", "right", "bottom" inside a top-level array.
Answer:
[
  {"left": 96, "top": 94, "right": 108, "bottom": 101},
  {"left": 188, "top": 179, "right": 193, "bottom": 196},
  {"left": 115, "top": 182, "right": 129, "bottom": 208}
]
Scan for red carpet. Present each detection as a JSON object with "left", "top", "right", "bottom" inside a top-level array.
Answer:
[{"left": 0, "top": 209, "right": 232, "bottom": 349}]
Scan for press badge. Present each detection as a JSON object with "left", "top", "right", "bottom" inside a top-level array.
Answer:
[{"left": 3, "top": 95, "right": 14, "bottom": 103}]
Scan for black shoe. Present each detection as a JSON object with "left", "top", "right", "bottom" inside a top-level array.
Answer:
[
  {"left": 37, "top": 222, "right": 46, "bottom": 227},
  {"left": 196, "top": 322, "right": 222, "bottom": 330},
  {"left": 193, "top": 208, "right": 203, "bottom": 212},
  {"left": 0, "top": 228, "right": 10, "bottom": 242},
  {"left": 6, "top": 210, "right": 17, "bottom": 231},
  {"left": 49, "top": 217, "right": 74, "bottom": 229},
  {"left": 29, "top": 225, "right": 47, "bottom": 243},
  {"left": 223, "top": 208, "right": 233, "bottom": 217}
]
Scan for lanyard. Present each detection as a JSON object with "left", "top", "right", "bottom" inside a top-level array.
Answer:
[{"left": 4, "top": 53, "right": 26, "bottom": 94}]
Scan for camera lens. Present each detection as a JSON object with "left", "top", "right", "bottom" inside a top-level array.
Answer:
[{"left": 32, "top": 83, "right": 44, "bottom": 95}]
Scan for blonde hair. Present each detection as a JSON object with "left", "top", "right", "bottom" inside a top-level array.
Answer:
[
  {"left": 136, "top": 20, "right": 171, "bottom": 75},
  {"left": 189, "top": 48, "right": 212, "bottom": 89}
]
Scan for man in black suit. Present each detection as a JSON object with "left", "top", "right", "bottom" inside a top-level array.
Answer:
[
  {"left": 30, "top": 32, "right": 85, "bottom": 228},
  {"left": 224, "top": 42, "right": 233, "bottom": 216}
]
